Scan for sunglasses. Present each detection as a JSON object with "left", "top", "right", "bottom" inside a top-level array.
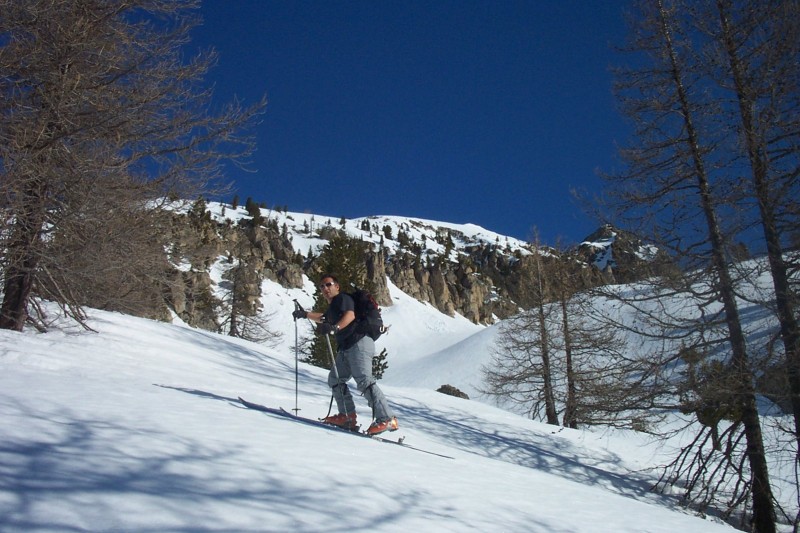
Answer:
[{"left": 320, "top": 281, "right": 336, "bottom": 289}]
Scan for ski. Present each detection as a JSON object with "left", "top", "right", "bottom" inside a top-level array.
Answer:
[{"left": 238, "top": 397, "right": 454, "bottom": 459}]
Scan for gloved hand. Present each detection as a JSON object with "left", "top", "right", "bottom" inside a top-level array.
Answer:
[
  {"left": 292, "top": 309, "right": 306, "bottom": 319},
  {"left": 316, "top": 322, "right": 336, "bottom": 335}
]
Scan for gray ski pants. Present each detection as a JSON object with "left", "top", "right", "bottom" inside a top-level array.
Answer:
[{"left": 328, "top": 335, "right": 394, "bottom": 422}]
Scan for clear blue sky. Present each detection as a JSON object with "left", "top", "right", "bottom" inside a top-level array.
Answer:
[{"left": 191, "top": 1, "right": 632, "bottom": 245}]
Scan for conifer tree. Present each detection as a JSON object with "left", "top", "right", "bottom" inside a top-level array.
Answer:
[
  {"left": 301, "top": 233, "right": 387, "bottom": 375},
  {"left": 219, "top": 255, "right": 281, "bottom": 346}
]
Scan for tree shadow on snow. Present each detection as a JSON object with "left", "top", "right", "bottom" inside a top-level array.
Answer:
[
  {"left": 0, "top": 397, "right": 455, "bottom": 532},
  {"left": 391, "top": 400, "right": 663, "bottom": 506},
  {"left": 154, "top": 385, "right": 663, "bottom": 511}
]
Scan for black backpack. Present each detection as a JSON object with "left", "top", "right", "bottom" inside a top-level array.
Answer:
[{"left": 349, "top": 288, "right": 385, "bottom": 341}]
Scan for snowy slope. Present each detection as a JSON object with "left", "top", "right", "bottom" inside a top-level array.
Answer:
[
  {"left": 1, "top": 204, "right": 792, "bottom": 531},
  {"left": 0, "top": 304, "right": 740, "bottom": 532}
]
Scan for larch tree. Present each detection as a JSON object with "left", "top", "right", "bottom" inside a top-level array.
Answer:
[
  {"left": 708, "top": 0, "right": 800, "bottom": 455},
  {"left": 0, "top": 0, "right": 265, "bottom": 331},
  {"left": 605, "top": 0, "right": 787, "bottom": 529},
  {"left": 483, "top": 244, "right": 560, "bottom": 425}
]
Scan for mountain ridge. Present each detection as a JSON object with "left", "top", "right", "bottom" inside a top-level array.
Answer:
[{"left": 165, "top": 199, "right": 661, "bottom": 333}]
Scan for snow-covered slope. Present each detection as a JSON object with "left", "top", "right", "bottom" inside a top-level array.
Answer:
[
  {"left": 2, "top": 204, "right": 794, "bottom": 531},
  {"left": 0, "top": 301, "right": 741, "bottom": 532}
]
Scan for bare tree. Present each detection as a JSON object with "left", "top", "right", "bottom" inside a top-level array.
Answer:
[
  {"left": 484, "top": 245, "right": 647, "bottom": 430},
  {"left": 0, "top": 0, "right": 265, "bottom": 331},
  {"left": 606, "top": 1, "right": 780, "bottom": 529},
  {"left": 562, "top": 287, "right": 659, "bottom": 431},
  {"left": 708, "top": 0, "right": 800, "bottom": 453},
  {"left": 483, "top": 305, "right": 560, "bottom": 424},
  {"left": 219, "top": 254, "right": 282, "bottom": 347},
  {"left": 483, "top": 245, "right": 560, "bottom": 425},
  {"left": 556, "top": 266, "right": 578, "bottom": 429}
]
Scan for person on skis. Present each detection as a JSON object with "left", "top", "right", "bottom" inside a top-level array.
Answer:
[{"left": 293, "top": 274, "right": 399, "bottom": 435}]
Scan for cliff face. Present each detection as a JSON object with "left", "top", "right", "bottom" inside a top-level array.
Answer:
[
  {"left": 385, "top": 249, "right": 515, "bottom": 323},
  {"left": 575, "top": 224, "right": 674, "bottom": 285},
  {"left": 163, "top": 205, "right": 304, "bottom": 330},
  {"left": 161, "top": 203, "right": 661, "bottom": 331}
]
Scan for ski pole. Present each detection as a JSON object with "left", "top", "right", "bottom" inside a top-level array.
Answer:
[
  {"left": 297, "top": 306, "right": 349, "bottom": 421},
  {"left": 323, "top": 331, "right": 352, "bottom": 421},
  {"left": 292, "top": 299, "right": 303, "bottom": 413}
]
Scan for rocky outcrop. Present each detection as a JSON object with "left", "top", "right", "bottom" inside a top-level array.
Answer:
[
  {"left": 385, "top": 248, "right": 517, "bottom": 324},
  {"left": 162, "top": 203, "right": 666, "bottom": 331},
  {"left": 163, "top": 206, "right": 302, "bottom": 329},
  {"left": 576, "top": 224, "right": 673, "bottom": 284}
]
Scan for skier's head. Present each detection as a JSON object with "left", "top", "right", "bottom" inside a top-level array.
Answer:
[{"left": 319, "top": 274, "right": 340, "bottom": 302}]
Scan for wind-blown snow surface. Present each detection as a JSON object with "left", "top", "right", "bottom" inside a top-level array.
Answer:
[{"left": 1, "top": 303, "right": 739, "bottom": 532}]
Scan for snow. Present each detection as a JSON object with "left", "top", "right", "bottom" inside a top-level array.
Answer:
[
  {"left": 582, "top": 233, "right": 616, "bottom": 271},
  {"left": 1, "top": 301, "right": 741, "bottom": 532},
  {"left": 2, "top": 203, "right": 790, "bottom": 531},
  {"left": 203, "top": 203, "right": 532, "bottom": 261}
]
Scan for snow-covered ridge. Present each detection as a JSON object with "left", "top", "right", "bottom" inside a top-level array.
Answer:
[{"left": 194, "top": 200, "right": 535, "bottom": 260}]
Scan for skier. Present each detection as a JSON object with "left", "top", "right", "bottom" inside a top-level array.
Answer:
[{"left": 293, "top": 274, "right": 399, "bottom": 435}]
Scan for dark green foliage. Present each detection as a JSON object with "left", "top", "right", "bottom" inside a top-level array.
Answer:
[
  {"left": 302, "top": 234, "right": 389, "bottom": 376},
  {"left": 244, "top": 197, "right": 262, "bottom": 226},
  {"left": 397, "top": 230, "right": 411, "bottom": 249},
  {"left": 373, "top": 348, "right": 388, "bottom": 380},
  {"left": 189, "top": 197, "right": 211, "bottom": 227}
]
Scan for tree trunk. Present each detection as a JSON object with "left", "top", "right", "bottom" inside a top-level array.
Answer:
[
  {"left": 655, "top": 2, "right": 776, "bottom": 529},
  {"left": 538, "top": 300, "right": 559, "bottom": 426},
  {"left": 716, "top": 0, "right": 800, "bottom": 450},
  {"left": 533, "top": 251, "right": 559, "bottom": 426},
  {"left": 560, "top": 297, "right": 578, "bottom": 429},
  {"left": 0, "top": 195, "right": 45, "bottom": 331},
  {"left": 0, "top": 259, "right": 36, "bottom": 331}
]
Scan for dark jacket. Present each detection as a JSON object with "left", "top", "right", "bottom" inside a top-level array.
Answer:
[{"left": 323, "top": 293, "right": 364, "bottom": 350}]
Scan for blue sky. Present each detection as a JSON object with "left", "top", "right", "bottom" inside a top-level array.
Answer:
[{"left": 191, "top": 1, "right": 632, "bottom": 245}]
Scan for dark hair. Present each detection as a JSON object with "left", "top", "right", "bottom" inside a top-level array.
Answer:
[{"left": 319, "top": 273, "right": 339, "bottom": 284}]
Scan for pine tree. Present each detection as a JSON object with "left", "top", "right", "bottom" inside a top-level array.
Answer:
[
  {"left": 301, "top": 234, "right": 387, "bottom": 372},
  {"left": 373, "top": 348, "right": 389, "bottom": 380}
]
